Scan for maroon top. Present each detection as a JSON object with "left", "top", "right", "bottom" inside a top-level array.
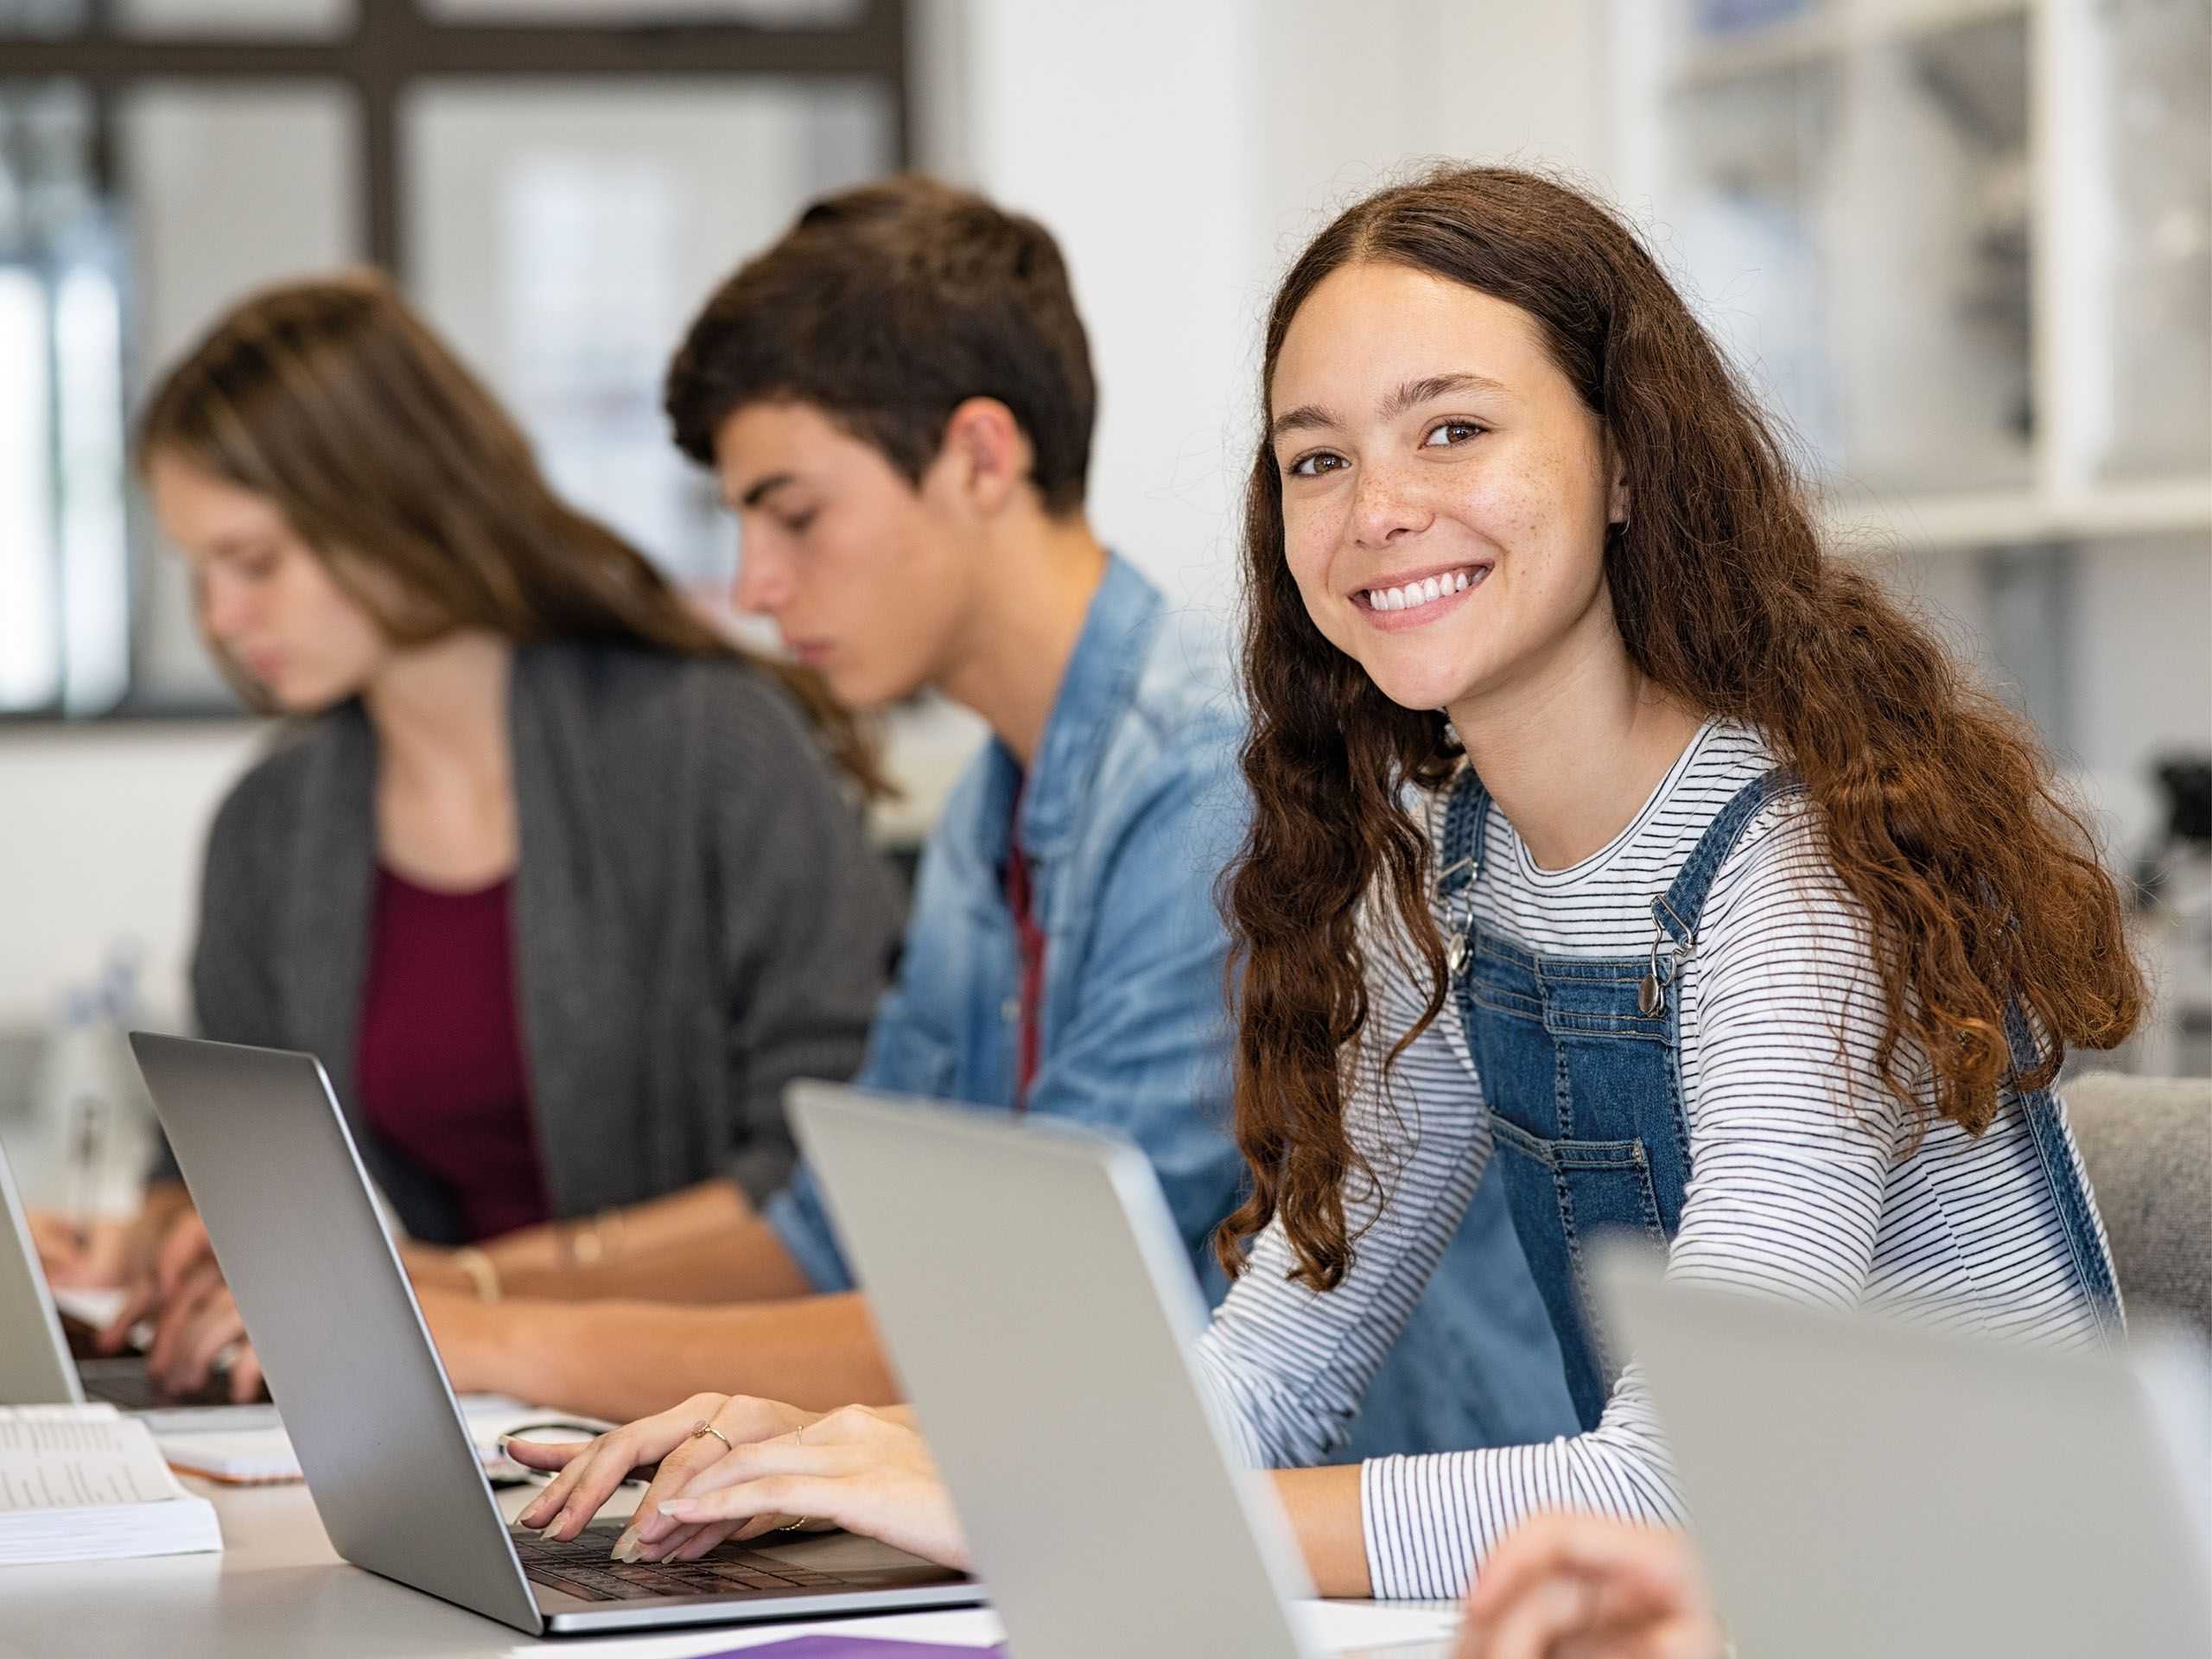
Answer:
[{"left": 357, "top": 865, "right": 551, "bottom": 1243}]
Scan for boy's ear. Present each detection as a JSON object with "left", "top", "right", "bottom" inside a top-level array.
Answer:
[{"left": 932, "top": 397, "right": 1032, "bottom": 518}]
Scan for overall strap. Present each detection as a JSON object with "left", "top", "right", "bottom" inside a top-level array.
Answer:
[
  {"left": 1649, "top": 767, "right": 1803, "bottom": 954},
  {"left": 2004, "top": 1004, "right": 2126, "bottom": 1344},
  {"left": 1436, "top": 767, "right": 1494, "bottom": 899}
]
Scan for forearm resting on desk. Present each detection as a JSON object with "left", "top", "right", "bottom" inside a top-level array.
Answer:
[
  {"left": 1275, "top": 1464, "right": 1371, "bottom": 1599},
  {"left": 407, "top": 1180, "right": 768, "bottom": 1300},
  {"left": 423, "top": 1287, "right": 903, "bottom": 1423},
  {"left": 492, "top": 1211, "right": 814, "bottom": 1304}
]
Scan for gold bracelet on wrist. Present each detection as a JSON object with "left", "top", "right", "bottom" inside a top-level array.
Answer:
[
  {"left": 453, "top": 1245, "right": 502, "bottom": 1302},
  {"left": 568, "top": 1207, "right": 627, "bottom": 1269}
]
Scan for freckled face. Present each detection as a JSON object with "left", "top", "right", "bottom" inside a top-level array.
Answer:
[{"left": 1269, "top": 261, "right": 1624, "bottom": 716}]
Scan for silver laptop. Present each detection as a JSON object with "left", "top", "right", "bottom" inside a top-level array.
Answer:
[
  {"left": 789, "top": 1080, "right": 1452, "bottom": 1659},
  {"left": 1595, "top": 1246, "right": 2212, "bottom": 1659},
  {"left": 130, "top": 1033, "right": 980, "bottom": 1637},
  {"left": 0, "top": 1131, "right": 275, "bottom": 1429}
]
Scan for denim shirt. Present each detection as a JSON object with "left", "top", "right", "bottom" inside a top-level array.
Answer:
[
  {"left": 766, "top": 554, "right": 1576, "bottom": 1459},
  {"left": 767, "top": 554, "right": 1248, "bottom": 1296}
]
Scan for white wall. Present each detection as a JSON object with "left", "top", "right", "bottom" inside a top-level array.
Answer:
[
  {"left": 0, "top": 724, "right": 267, "bottom": 1028},
  {"left": 914, "top": 0, "right": 1270, "bottom": 618}
]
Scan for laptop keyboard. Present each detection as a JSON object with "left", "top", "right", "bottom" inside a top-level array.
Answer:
[
  {"left": 79, "top": 1357, "right": 252, "bottom": 1411},
  {"left": 512, "top": 1522, "right": 858, "bottom": 1603}
]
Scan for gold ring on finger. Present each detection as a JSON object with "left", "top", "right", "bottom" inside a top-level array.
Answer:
[{"left": 689, "top": 1419, "right": 734, "bottom": 1453}]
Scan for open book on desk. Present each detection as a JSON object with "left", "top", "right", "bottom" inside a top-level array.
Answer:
[{"left": 0, "top": 1404, "right": 222, "bottom": 1566}]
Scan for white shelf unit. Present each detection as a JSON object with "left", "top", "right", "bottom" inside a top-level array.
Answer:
[
  {"left": 1611, "top": 0, "right": 2212, "bottom": 553},
  {"left": 1821, "top": 476, "right": 2212, "bottom": 551},
  {"left": 1668, "top": 0, "right": 2037, "bottom": 88}
]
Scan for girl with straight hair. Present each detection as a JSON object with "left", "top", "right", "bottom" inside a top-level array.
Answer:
[
  {"left": 41, "top": 270, "right": 901, "bottom": 1401},
  {"left": 503, "top": 166, "right": 2143, "bottom": 1603}
]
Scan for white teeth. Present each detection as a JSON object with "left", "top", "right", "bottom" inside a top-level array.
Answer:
[{"left": 1367, "top": 569, "right": 1483, "bottom": 614}]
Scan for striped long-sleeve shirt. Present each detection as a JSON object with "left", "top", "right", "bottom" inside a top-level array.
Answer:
[{"left": 1193, "top": 720, "right": 2111, "bottom": 1599}]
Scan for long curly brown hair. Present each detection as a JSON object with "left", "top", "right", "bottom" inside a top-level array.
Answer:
[{"left": 1218, "top": 166, "right": 2143, "bottom": 1291}]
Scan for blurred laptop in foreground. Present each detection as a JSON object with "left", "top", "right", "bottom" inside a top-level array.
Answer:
[{"left": 1596, "top": 1245, "right": 2212, "bottom": 1659}]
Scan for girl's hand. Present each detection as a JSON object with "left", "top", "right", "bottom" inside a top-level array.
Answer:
[
  {"left": 143, "top": 1266, "right": 264, "bottom": 1402},
  {"left": 643, "top": 1404, "right": 969, "bottom": 1573},
  {"left": 97, "top": 1207, "right": 217, "bottom": 1351},
  {"left": 509, "top": 1393, "right": 819, "bottom": 1560},
  {"left": 1457, "top": 1513, "right": 1723, "bottom": 1659}
]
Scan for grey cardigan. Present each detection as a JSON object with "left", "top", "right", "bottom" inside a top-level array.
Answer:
[{"left": 162, "top": 641, "right": 902, "bottom": 1245}]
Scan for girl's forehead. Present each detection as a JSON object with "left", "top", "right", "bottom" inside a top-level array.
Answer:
[
  {"left": 148, "top": 454, "right": 285, "bottom": 537},
  {"left": 1272, "top": 265, "right": 1553, "bottom": 404}
]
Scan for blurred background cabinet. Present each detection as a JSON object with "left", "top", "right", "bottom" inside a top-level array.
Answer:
[{"left": 1616, "top": 0, "right": 2210, "bottom": 515}]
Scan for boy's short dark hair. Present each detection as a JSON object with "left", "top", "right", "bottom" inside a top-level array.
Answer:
[{"left": 665, "top": 174, "right": 1096, "bottom": 516}]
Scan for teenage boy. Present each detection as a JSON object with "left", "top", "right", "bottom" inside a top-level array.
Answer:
[{"left": 417, "top": 179, "right": 1571, "bottom": 1455}]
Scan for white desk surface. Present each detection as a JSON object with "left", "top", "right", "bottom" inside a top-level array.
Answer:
[
  {"left": 0, "top": 1477, "right": 1461, "bottom": 1658},
  {"left": 3, "top": 1478, "right": 574, "bottom": 1659}
]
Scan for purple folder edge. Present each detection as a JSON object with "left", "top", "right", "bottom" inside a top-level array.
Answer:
[{"left": 699, "top": 1637, "right": 1005, "bottom": 1658}]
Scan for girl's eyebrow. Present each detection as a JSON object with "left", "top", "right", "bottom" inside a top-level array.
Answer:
[
  {"left": 1381, "top": 372, "right": 1508, "bottom": 417},
  {"left": 1269, "top": 372, "right": 1510, "bottom": 446},
  {"left": 1269, "top": 403, "right": 1336, "bottom": 444}
]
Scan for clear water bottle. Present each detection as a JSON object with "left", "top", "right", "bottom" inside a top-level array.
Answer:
[{"left": 26, "top": 943, "right": 151, "bottom": 1221}]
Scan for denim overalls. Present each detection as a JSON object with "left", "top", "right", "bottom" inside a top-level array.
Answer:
[{"left": 1437, "top": 766, "right": 2125, "bottom": 1432}]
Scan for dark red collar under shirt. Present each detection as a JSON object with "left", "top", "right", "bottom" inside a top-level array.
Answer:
[
  {"left": 1005, "top": 787, "right": 1047, "bottom": 1109},
  {"left": 357, "top": 865, "right": 552, "bottom": 1243}
]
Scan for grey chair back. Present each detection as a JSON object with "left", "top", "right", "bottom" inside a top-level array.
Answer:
[{"left": 2063, "top": 1070, "right": 2212, "bottom": 1340}]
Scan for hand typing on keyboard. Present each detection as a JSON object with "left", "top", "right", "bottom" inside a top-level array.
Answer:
[
  {"left": 97, "top": 1210, "right": 268, "bottom": 1405},
  {"left": 511, "top": 1393, "right": 824, "bottom": 1561},
  {"left": 511, "top": 1394, "right": 971, "bottom": 1573}
]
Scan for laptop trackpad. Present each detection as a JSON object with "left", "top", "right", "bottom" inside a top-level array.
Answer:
[{"left": 762, "top": 1530, "right": 945, "bottom": 1574}]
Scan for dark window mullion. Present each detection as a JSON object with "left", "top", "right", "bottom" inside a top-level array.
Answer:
[{"left": 360, "top": 0, "right": 403, "bottom": 271}]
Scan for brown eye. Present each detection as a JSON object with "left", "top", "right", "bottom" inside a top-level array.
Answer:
[{"left": 1422, "top": 420, "right": 1483, "bottom": 448}]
